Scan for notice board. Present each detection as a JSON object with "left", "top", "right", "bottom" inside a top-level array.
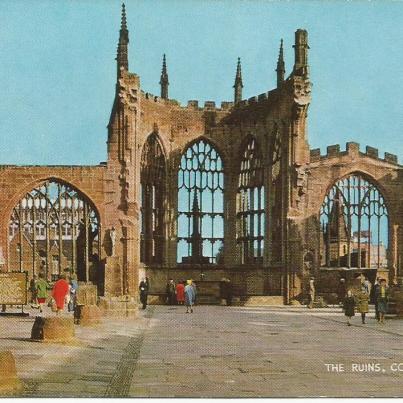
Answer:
[{"left": 0, "top": 272, "right": 28, "bottom": 305}]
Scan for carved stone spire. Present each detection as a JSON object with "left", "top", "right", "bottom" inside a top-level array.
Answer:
[
  {"left": 159, "top": 54, "right": 169, "bottom": 99},
  {"left": 191, "top": 191, "right": 203, "bottom": 261},
  {"left": 116, "top": 3, "right": 129, "bottom": 79},
  {"left": 233, "top": 57, "right": 243, "bottom": 104},
  {"left": 276, "top": 39, "right": 285, "bottom": 87},
  {"left": 293, "top": 29, "right": 309, "bottom": 77}
]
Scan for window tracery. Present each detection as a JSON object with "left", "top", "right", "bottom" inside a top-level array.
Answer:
[
  {"left": 320, "top": 174, "right": 388, "bottom": 269},
  {"left": 177, "top": 139, "right": 224, "bottom": 264}
]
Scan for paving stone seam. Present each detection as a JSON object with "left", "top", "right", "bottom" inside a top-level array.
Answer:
[
  {"left": 104, "top": 307, "right": 155, "bottom": 397},
  {"left": 313, "top": 314, "right": 403, "bottom": 338}
]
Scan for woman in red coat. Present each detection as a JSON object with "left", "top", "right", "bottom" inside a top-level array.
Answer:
[
  {"left": 52, "top": 274, "right": 70, "bottom": 314},
  {"left": 176, "top": 280, "right": 185, "bottom": 305}
]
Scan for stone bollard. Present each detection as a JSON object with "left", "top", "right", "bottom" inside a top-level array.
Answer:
[
  {"left": 0, "top": 351, "right": 22, "bottom": 395},
  {"left": 31, "top": 316, "right": 75, "bottom": 342},
  {"left": 74, "top": 284, "right": 103, "bottom": 325},
  {"left": 75, "top": 305, "right": 102, "bottom": 326}
]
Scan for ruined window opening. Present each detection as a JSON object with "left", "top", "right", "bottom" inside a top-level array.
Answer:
[
  {"left": 140, "top": 134, "right": 165, "bottom": 264},
  {"left": 237, "top": 138, "right": 265, "bottom": 264},
  {"left": 320, "top": 174, "right": 388, "bottom": 269},
  {"left": 177, "top": 139, "right": 224, "bottom": 264},
  {"left": 8, "top": 180, "right": 100, "bottom": 284}
]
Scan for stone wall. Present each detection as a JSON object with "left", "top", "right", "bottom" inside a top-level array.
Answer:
[
  {"left": 2, "top": 14, "right": 402, "bottom": 308},
  {"left": 0, "top": 165, "right": 106, "bottom": 271}
]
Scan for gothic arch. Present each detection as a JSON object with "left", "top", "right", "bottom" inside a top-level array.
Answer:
[
  {"left": 140, "top": 133, "right": 167, "bottom": 264},
  {"left": 3, "top": 175, "right": 101, "bottom": 230},
  {"left": 140, "top": 132, "right": 167, "bottom": 169},
  {"left": 177, "top": 136, "right": 227, "bottom": 172},
  {"left": 7, "top": 178, "right": 101, "bottom": 286},
  {"left": 177, "top": 138, "right": 224, "bottom": 264},
  {"left": 319, "top": 172, "right": 389, "bottom": 269},
  {"left": 236, "top": 136, "right": 265, "bottom": 264},
  {"left": 316, "top": 169, "right": 392, "bottom": 218}
]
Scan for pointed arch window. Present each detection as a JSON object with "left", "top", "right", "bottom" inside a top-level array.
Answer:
[
  {"left": 237, "top": 137, "right": 265, "bottom": 264},
  {"left": 8, "top": 180, "right": 100, "bottom": 284},
  {"left": 320, "top": 174, "right": 388, "bottom": 268},
  {"left": 177, "top": 139, "right": 224, "bottom": 264},
  {"left": 140, "top": 134, "right": 166, "bottom": 264}
]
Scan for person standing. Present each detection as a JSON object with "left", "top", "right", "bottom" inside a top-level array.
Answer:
[
  {"left": 68, "top": 274, "right": 79, "bottom": 313},
  {"left": 337, "top": 278, "right": 346, "bottom": 305},
  {"left": 35, "top": 273, "right": 49, "bottom": 313},
  {"left": 176, "top": 280, "right": 185, "bottom": 305},
  {"left": 343, "top": 290, "right": 355, "bottom": 326},
  {"left": 139, "top": 278, "right": 149, "bottom": 309},
  {"left": 166, "top": 279, "right": 176, "bottom": 305},
  {"left": 191, "top": 280, "right": 197, "bottom": 305},
  {"left": 373, "top": 277, "right": 381, "bottom": 321},
  {"left": 375, "top": 279, "right": 389, "bottom": 324},
  {"left": 355, "top": 288, "right": 369, "bottom": 324},
  {"left": 226, "top": 279, "right": 233, "bottom": 306},
  {"left": 30, "top": 275, "right": 38, "bottom": 306},
  {"left": 52, "top": 274, "right": 70, "bottom": 315},
  {"left": 308, "top": 277, "right": 315, "bottom": 309},
  {"left": 185, "top": 280, "right": 196, "bottom": 313},
  {"left": 220, "top": 278, "right": 228, "bottom": 305}
]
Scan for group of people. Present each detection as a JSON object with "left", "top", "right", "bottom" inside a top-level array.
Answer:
[
  {"left": 30, "top": 272, "right": 78, "bottom": 314},
  {"left": 166, "top": 278, "right": 197, "bottom": 312},
  {"left": 343, "top": 277, "right": 389, "bottom": 326},
  {"left": 138, "top": 277, "right": 197, "bottom": 313}
]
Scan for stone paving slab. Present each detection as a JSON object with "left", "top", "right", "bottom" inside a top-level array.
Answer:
[
  {"left": 128, "top": 306, "right": 403, "bottom": 397},
  {"left": 0, "top": 304, "right": 402, "bottom": 397}
]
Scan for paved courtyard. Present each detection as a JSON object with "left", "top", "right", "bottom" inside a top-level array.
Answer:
[{"left": 0, "top": 304, "right": 402, "bottom": 397}]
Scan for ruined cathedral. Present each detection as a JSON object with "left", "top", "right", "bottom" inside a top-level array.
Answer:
[{"left": 1, "top": 4, "right": 402, "bottom": 310}]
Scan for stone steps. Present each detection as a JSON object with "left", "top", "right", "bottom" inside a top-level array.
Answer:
[
  {"left": 147, "top": 294, "right": 285, "bottom": 306},
  {"left": 242, "top": 296, "right": 284, "bottom": 306},
  {"left": 196, "top": 295, "right": 219, "bottom": 305}
]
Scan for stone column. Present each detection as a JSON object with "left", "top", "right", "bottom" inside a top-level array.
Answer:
[
  {"left": 390, "top": 224, "right": 399, "bottom": 285},
  {"left": 166, "top": 153, "right": 179, "bottom": 267},
  {"left": 224, "top": 169, "right": 238, "bottom": 267}
]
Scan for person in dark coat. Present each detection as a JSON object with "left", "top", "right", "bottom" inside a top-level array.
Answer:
[
  {"left": 343, "top": 290, "right": 355, "bottom": 326},
  {"left": 139, "top": 278, "right": 149, "bottom": 309},
  {"left": 226, "top": 279, "right": 233, "bottom": 306},
  {"left": 30, "top": 275, "right": 38, "bottom": 305},
  {"left": 220, "top": 278, "right": 228, "bottom": 305},
  {"left": 375, "top": 279, "right": 389, "bottom": 324},
  {"left": 373, "top": 277, "right": 381, "bottom": 321},
  {"left": 166, "top": 279, "right": 176, "bottom": 305},
  {"left": 337, "top": 278, "right": 346, "bottom": 305}
]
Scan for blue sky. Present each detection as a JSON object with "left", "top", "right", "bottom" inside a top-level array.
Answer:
[{"left": 0, "top": 0, "right": 403, "bottom": 165}]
